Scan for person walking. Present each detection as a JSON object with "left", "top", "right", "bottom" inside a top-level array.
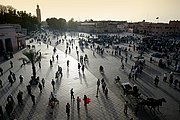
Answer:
[
  {"left": 56, "top": 54, "right": 58, "bottom": 61},
  {"left": 121, "top": 63, "right": 124, "bottom": 70},
  {"left": 39, "top": 62, "right": 41, "bottom": 69},
  {"left": 96, "top": 79, "right": 100, "bottom": 97},
  {"left": 51, "top": 79, "right": 55, "bottom": 90},
  {"left": 70, "top": 88, "right": 75, "bottom": 100},
  {"left": 10, "top": 61, "right": 13, "bottom": 68},
  {"left": 82, "top": 64, "right": 85, "bottom": 73},
  {"left": 52, "top": 55, "right": 54, "bottom": 61},
  {"left": 163, "top": 73, "right": 167, "bottom": 82},
  {"left": 101, "top": 78, "right": 105, "bottom": 84},
  {"left": 41, "top": 78, "right": 45, "bottom": 87},
  {"left": 124, "top": 101, "right": 128, "bottom": 114},
  {"left": 67, "top": 60, "right": 70, "bottom": 67},
  {"left": 0, "top": 79, "right": 3, "bottom": 88},
  {"left": 12, "top": 72, "right": 16, "bottom": 82},
  {"left": 76, "top": 96, "right": 81, "bottom": 110},
  {"left": 20, "top": 59, "right": 26, "bottom": 67},
  {"left": 78, "top": 63, "right": 81, "bottom": 71},
  {"left": 66, "top": 103, "right": 70, "bottom": 117},
  {"left": 5, "top": 102, "right": 12, "bottom": 116},
  {"left": 128, "top": 72, "right": 132, "bottom": 81},
  {"left": 76, "top": 50, "right": 79, "bottom": 56},
  {"left": 130, "top": 54, "right": 132, "bottom": 59},
  {"left": 19, "top": 75, "right": 24, "bottom": 83},
  {"left": 154, "top": 75, "right": 159, "bottom": 87},
  {"left": 125, "top": 57, "right": 128, "bottom": 63},
  {"left": 0, "top": 67, "right": 3, "bottom": 76},
  {"left": 121, "top": 57, "right": 124, "bottom": 63},
  {"left": 169, "top": 72, "right": 174, "bottom": 86},
  {"left": 83, "top": 95, "right": 87, "bottom": 106},
  {"left": 17, "top": 90, "right": 23, "bottom": 105},
  {"left": 26, "top": 84, "right": 32, "bottom": 95},
  {"left": 0, "top": 105, "right": 3, "bottom": 118},
  {"left": 50, "top": 59, "right": 53, "bottom": 67},
  {"left": 30, "top": 94, "right": 35, "bottom": 105},
  {"left": 38, "top": 82, "right": 43, "bottom": 93},
  {"left": 104, "top": 88, "right": 108, "bottom": 98},
  {"left": 102, "top": 82, "right": 106, "bottom": 93},
  {"left": 8, "top": 74, "right": 13, "bottom": 86}
]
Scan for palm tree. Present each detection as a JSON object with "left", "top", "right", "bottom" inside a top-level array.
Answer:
[{"left": 19, "top": 48, "right": 41, "bottom": 83}]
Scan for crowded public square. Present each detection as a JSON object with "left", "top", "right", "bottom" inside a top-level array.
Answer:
[
  {"left": 0, "top": 31, "right": 180, "bottom": 120},
  {"left": 1, "top": 0, "right": 180, "bottom": 120}
]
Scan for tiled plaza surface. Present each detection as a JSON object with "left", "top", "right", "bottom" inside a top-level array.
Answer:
[
  {"left": 52, "top": 33, "right": 180, "bottom": 120},
  {"left": 0, "top": 40, "right": 136, "bottom": 120},
  {"left": 1, "top": 32, "right": 180, "bottom": 120}
]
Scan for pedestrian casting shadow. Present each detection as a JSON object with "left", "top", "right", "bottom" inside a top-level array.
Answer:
[
  {"left": 158, "top": 86, "right": 180, "bottom": 103},
  {"left": 131, "top": 79, "right": 155, "bottom": 98},
  {"left": 26, "top": 93, "right": 42, "bottom": 120},
  {"left": 45, "top": 104, "right": 59, "bottom": 120},
  {"left": 95, "top": 97, "right": 107, "bottom": 119},
  {"left": 11, "top": 94, "right": 30, "bottom": 119},
  {"left": 3, "top": 67, "right": 12, "bottom": 74},
  {"left": 45, "top": 67, "right": 53, "bottom": 79},
  {"left": 98, "top": 91, "right": 121, "bottom": 120},
  {"left": 70, "top": 100, "right": 75, "bottom": 120},
  {"left": 82, "top": 74, "right": 88, "bottom": 87},
  {"left": 0, "top": 83, "right": 12, "bottom": 99},
  {"left": 93, "top": 53, "right": 97, "bottom": 58},
  {"left": 84, "top": 60, "right": 89, "bottom": 67},
  {"left": 15, "top": 66, "right": 23, "bottom": 73},
  {"left": 144, "top": 66, "right": 162, "bottom": 76},
  {"left": 96, "top": 53, "right": 108, "bottom": 59},
  {"left": 138, "top": 72, "right": 156, "bottom": 88},
  {"left": 10, "top": 84, "right": 21, "bottom": 96},
  {"left": 78, "top": 72, "right": 82, "bottom": 84},
  {"left": 54, "top": 78, "right": 62, "bottom": 94},
  {"left": 101, "top": 73, "right": 110, "bottom": 86},
  {"left": 82, "top": 105, "right": 93, "bottom": 120},
  {"left": 67, "top": 68, "right": 69, "bottom": 78},
  {"left": 80, "top": 46, "right": 84, "bottom": 53}
]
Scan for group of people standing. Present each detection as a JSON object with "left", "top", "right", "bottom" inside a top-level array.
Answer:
[
  {"left": 65, "top": 88, "right": 90, "bottom": 118},
  {"left": 154, "top": 72, "right": 180, "bottom": 89}
]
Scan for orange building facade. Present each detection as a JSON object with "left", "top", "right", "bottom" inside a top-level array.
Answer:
[{"left": 128, "top": 20, "right": 180, "bottom": 37}]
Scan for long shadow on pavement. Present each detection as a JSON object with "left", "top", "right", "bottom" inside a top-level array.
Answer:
[
  {"left": 82, "top": 74, "right": 88, "bottom": 88},
  {"left": 98, "top": 91, "right": 121, "bottom": 120},
  {"left": 0, "top": 83, "right": 12, "bottom": 99},
  {"left": 26, "top": 93, "right": 42, "bottom": 120},
  {"left": 101, "top": 73, "right": 110, "bottom": 86},
  {"left": 158, "top": 87, "right": 180, "bottom": 103},
  {"left": 11, "top": 94, "right": 31, "bottom": 119}
]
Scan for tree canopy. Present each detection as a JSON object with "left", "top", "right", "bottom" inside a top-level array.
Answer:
[
  {"left": 67, "top": 18, "right": 78, "bottom": 31},
  {"left": 46, "top": 17, "right": 80, "bottom": 31},
  {"left": 19, "top": 49, "right": 42, "bottom": 80},
  {"left": 46, "top": 17, "right": 67, "bottom": 31},
  {"left": 0, "top": 4, "right": 39, "bottom": 32}
]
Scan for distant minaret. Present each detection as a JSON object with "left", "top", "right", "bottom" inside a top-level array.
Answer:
[{"left": 36, "top": 5, "right": 41, "bottom": 23}]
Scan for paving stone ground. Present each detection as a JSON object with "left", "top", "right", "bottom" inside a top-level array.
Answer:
[{"left": 0, "top": 40, "right": 136, "bottom": 120}]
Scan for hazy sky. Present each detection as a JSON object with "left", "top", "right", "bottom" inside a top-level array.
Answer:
[{"left": 1, "top": 0, "right": 180, "bottom": 23}]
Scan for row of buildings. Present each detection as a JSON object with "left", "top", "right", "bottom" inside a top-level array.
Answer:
[
  {"left": 128, "top": 20, "right": 180, "bottom": 37},
  {"left": 77, "top": 21, "right": 128, "bottom": 33},
  {"left": 1, "top": 20, "right": 180, "bottom": 55},
  {"left": 77, "top": 20, "right": 180, "bottom": 37}
]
